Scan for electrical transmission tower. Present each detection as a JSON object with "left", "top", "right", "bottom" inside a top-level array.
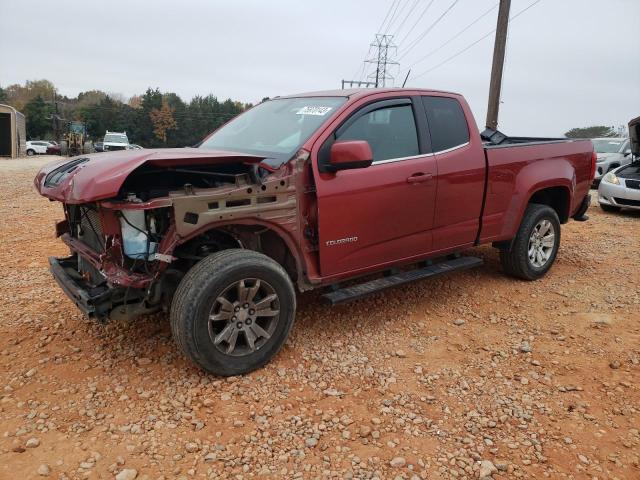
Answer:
[{"left": 365, "top": 34, "right": 399, "bottom": 88}]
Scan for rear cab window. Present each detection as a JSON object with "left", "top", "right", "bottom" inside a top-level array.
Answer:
[{"left": 422, "top": 96, "right": 469, "bottom": 153}]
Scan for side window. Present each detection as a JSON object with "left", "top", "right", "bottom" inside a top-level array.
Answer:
[
  {"left": 337, "top": 105, "right": 419, "bottom": 162},
  {"left": 422, "top": 96, "right": 469, "bottom": 152}
]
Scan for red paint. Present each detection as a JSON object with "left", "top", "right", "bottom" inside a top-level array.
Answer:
[{"left": 329, "top": 140, "right": 373, "bottom": 167}]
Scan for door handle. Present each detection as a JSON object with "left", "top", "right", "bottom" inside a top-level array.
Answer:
[{"left": 406, "top": 173, "right": 433, "bottom": 184}]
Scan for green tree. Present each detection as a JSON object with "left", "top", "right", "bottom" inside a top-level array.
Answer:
[
  {"left": 24, "top": 95, "right": 52, "bottom": 139},
  {"left": 0, "top": 86, "right": 7, "bottom": 103},
  {"left": 80, "top": 96, "right": 138, "bottom": 142},
  {"left": 136, "top": 88, "right": 163, "bottom": 147},
  {"left": 163, "top": 92, "right": 190, "bottom": 147},
  {"left": 564, "top": 126, "right": 617, "bottom": 138},
  {"left": 76, "top": 90, "right": 107, "bottom": 108}
]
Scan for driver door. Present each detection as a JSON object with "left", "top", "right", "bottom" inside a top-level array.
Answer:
[{"left": 313, "top": 97, "right": 437, "bottom": 278}]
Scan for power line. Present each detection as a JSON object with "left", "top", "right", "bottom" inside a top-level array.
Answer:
[
  {"left": 411, "top": 31, "right": 495, "bottom": 80},
  {"left": 383, "top": 0, "right": 408, "bottom": 35},
  {"left": 378, "top": 0, "right": 401, "bottom": 33},
  {"left": 390, "top": 0, "right": 421, "bottom": 37},
  {"left": 401, "top": 3, "right": 498, "bottom": 73},
  {"left": 396, "top": 0, "right": 436, "bottom": 47},
  {"left": 355, "top": 45, "right": 374, "bottom": 81},
  {"left": 410, "top": 0, "right": 542, "bottom": 81},
  {"left": 397, "top": 0, "right": 460, "bottom": 61},
  {"left": 384, "top": 0, "right": 420, "bottom": 36}
]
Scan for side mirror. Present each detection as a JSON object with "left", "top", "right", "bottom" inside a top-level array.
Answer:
[{"left": 329, "top": 140, "right": 373, "bottom": 171}]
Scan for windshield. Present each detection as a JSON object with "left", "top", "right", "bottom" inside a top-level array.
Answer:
[
  {"left": 592, "top": 139, "right": 625, "bottom": 154},
  {"left": 104, "top": 134, "right": 128, "bottom": 144},
  {"left": 199, "top": 97, "right": 347, "bottom": 167}
]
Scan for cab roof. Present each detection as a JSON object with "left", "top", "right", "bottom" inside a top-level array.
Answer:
[{"left": 276, "top": 87, "right": 461, "bottom": 100}]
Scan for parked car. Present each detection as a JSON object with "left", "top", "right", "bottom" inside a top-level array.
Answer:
[
  {"left": 46, "top": 143, "right": 62, "bottom": 155},
  {"left": 26, "top": 140, "right": 53, "bottom": 155},
  {"left": 94, "top": 142, "right": 104, "bottom": 153},
  {"left": 598, "top": 116, "right": 640, "bottom": 212},
  {"left": 592, "top": 137, "right": 631, "bottom": 185},
  {"left": 103, "top": 131, "right": 130, "bottom": 151},
  {"left": 35, "top": 88, "right": 595, "bottom": 376}
]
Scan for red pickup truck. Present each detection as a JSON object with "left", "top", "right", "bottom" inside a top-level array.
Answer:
[{"left": 35, "top": 88, "right": 595, "bottom": 375}]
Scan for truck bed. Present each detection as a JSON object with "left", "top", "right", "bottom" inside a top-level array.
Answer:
[{"left": 479, "top": 130, "right": 593, "bottom": 244}]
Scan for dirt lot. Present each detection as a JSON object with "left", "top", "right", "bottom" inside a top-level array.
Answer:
[{"left": 0, "top": 156, "right": 638, "bottom": 480}]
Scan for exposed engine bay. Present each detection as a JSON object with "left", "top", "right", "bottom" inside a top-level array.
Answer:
[{"left": 48, "top": 154, "right": 305, "bottom": 322}]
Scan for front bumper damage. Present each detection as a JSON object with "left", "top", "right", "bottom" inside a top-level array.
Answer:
[
  {"left": 49, "top": 256, "right": 113, "bottom": 320},
  {"left": 50, "top": 234, "right": 163, "bottom": 322}
]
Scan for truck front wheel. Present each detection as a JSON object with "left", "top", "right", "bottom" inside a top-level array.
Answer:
[
  {"left": 170, "top": 249, "right": 296, "bottom": 376},
  {"left": 499, "top": 204, "right": 561, "bottom": 280}
]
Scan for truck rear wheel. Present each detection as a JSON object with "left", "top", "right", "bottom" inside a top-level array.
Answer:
[
  {"left": 170, "top": 249, "right": 296, "bottom": 376},
  {"left": 499, "top": 204, "right": 561, "bottom": 281}
]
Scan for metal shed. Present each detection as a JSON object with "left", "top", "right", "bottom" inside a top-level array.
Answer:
[{"left": 0, "top": 104, "right": 26, "bottom": 158}]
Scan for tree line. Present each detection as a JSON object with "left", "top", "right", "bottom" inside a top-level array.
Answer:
[
  {"left": 0, "top": 79, "right": 252, "bottom": 148},
  {"left": 0, "top": 80, "right": 627, "bottom": 145},
  {"left": 564, "top": 125, "right": 626, "bottom": 139}
]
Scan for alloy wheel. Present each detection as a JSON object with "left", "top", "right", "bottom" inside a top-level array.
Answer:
[
  {"left": 207, "top": 278, "right": 280, "bottom": 356},
  {"left": 528, "top": 219, "right": 555, "bottom": 268}
]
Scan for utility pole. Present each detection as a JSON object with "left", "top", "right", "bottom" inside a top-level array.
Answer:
[{"left": 485, "top": 0, "right": 511, "bottom": 130}]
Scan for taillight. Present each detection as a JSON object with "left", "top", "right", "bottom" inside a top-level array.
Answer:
[{"left": 589, "top": 149, "right": 597, "bottom": 181}]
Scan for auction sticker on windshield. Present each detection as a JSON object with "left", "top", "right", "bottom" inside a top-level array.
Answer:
[{"left": 296, "top": 106, "right": 333, "bottom": 116}]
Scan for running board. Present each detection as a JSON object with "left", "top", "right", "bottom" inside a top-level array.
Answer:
[{"left": 322, "top": 256, "right": 483, "bottom": 305}]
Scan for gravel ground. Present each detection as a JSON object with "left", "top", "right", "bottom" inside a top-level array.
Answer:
[{"left": 1, "top": 156, "right": 639, "bottom": 480}]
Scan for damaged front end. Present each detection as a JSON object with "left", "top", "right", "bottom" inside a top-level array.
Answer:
[
  {"left": 36, "top": 148, "right": 304, "bottom": 322},
  {"left": 50, "top": 201, "right": 175, "bottom": 321}
]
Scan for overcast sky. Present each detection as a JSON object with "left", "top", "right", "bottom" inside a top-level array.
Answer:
[{"left": 1, "top": 0, "right": 638, "bottom": 136}]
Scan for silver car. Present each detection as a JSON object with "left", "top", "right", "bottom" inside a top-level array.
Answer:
[
  {"left": 592, "top": 137, "right": 632, "bottom": 184},
  {"left": 598, "top": 161, "right": 640, "bottom": 212}
]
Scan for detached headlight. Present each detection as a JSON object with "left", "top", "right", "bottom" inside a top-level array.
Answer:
[{"left": 603, "top": 172, "right": 620, "bottom": 185}]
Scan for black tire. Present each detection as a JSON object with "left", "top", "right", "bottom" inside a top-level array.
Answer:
[
  {"left": 499, "top": 204, "right": 561, "bottom": 281},
  {"left": 170, "top": 249, "right": 296, "bottom": 376},
  {"left": 26, "top": 149, "right": 35, "bottom": 156},
  {"left": 599, "top": 204, "right": 621, "bottom": 213}
]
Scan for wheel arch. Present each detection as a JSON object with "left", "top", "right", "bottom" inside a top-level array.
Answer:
[
  {"left": 526, "top": 185, "right": 571, "bottom": 223},
  {"left": 493, "top": 184, "right": 570, "bottom": 251},
  {"left": 173, "top": 220, "right": 308, "bottom": 290}
]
